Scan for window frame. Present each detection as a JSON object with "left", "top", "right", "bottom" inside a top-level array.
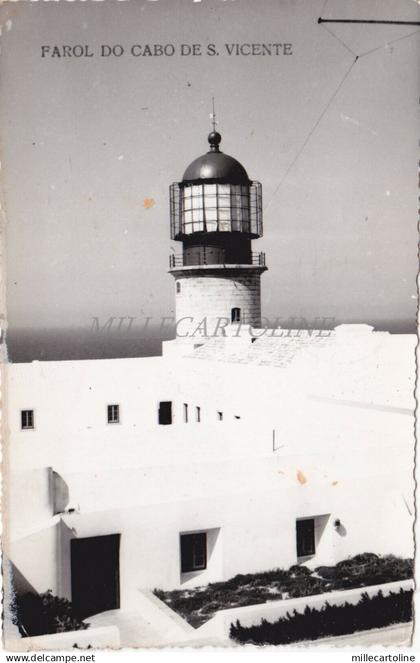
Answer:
[
  {"left": 231, "top": 307, "right": 241, "bottom": 323},
  {"left": 296, "top": 518, "right": 316, "bottom": 558},
  {"left": 21, "top": 409, "right": 35, "bottom": 430},
  {"left": 107, "top": 404, "right": 120, "bottom": 424},
  {"left": 180, "top": 532, "right": 207, "bottom": 573}
]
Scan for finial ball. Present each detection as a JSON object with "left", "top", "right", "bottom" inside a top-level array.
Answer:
[{"left": 208, "top": 131, "right": 222, "bottom": 147}]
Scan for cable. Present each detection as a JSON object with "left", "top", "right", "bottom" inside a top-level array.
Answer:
[
  {"left": 320, "top": 22, "right": 358, "bottom": 58},
  {"left": 357, "top": 28, "right": 420, "bottom": 59},
  {"left": 264, "top": 57, "right": 357, "bottom": 211}
]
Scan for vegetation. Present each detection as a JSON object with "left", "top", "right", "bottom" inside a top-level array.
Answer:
[
  {"left": 229, "top": 588, "right": 413, "bottom": 644},
  {"left": 154, "top": 554, "right": 413, "bottom": 627},
  {"left": 12, "top": 590, "right": 89, "bottom": 637}
]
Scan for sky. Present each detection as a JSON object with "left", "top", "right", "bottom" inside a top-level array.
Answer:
[{"left": 1, "top": 0, "right": 419, "bottom": 331}]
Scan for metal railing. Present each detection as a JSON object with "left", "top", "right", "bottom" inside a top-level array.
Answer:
[{"left": 169, "top": 251, "right": 266, "bottom": 269}]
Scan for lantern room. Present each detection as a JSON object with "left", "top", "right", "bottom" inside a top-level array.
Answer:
[{"left": 170, "top": 131, "right": 263, "bottom": 241}]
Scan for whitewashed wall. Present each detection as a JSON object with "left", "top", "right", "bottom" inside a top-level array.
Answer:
[{"left": 5, "top": 327, "right": 415, "bottom": 600}]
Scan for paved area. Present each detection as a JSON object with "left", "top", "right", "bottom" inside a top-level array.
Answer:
[
  {"left": 87, "top": 609, "right": 164, "bottom": 647},
  {"left": 296, "top": 622, "right": 413, "bottom": 648}
]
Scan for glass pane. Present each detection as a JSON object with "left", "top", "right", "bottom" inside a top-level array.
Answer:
[
  {"left": 192, "top": 196, "right": 202, "bottom": 210},
  {"left": 218, "top": 184, "right": 230, "bottom": 195},
  {"left": 219, "top": 219, "right": 231, "bottom": 231},
  {"left": 204, "top": 194, "right": 217, "bottom": 208},
  {"left": 205, "top": 209, "right": 218, "bottom": 221},
  {"left": 204, "top": 184, "right": 217, "bottom": 195},
  {"left": 219, "top": 208, "right": 231, "bottom": 221},
  {"left": 192, "top": 184, "right": 202, "bottom": 196},
  {"left": 193, "top": 209, "right": 204, "bottom": 222},
  {"left": 218, "top": 194, "right": 230, "bottom": 207},
  {"left": 206, "top": 219, "right": 218, "bottom": 232}
]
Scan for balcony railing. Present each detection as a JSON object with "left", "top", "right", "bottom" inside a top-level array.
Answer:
[{"left": 169, "top": 251, "right": 266, "bottom": 269}]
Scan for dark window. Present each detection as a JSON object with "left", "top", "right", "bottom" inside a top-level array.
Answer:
[
  {"left": 180, "top": 533, "right": 207, "bottom": 573},
  {"left": 231, "top": 307, "right": 241, "bottom": 323},
  {"left": 217, "top": 411, "right": 223, "bottom": 421},
  {"left": 196, "top": 406, "right": 201, "bottom": 423},
  {"left": 176, "top": 282, "right": 181, "bottom": 294},
  {"left": 107, "top": 404, "right": 119, "bottom": 424},
  {"left": 158, "top": 401, "right": 172, "bottom": 425},
  {"left": 184, "top": 403, "right": 188, "bottom": 423},
  {"left": 21, "top": 410, "right": 34, "bottom": 430},
  {"left": 296, "top": 518, "right": 315, "bottom": 557},
  {"left": 234, "top": 415, "right": 241, "bottom": 420}
]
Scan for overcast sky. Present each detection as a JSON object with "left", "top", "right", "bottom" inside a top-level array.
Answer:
[{"left": 1, "top": 0, "right": 419, "bottom": 330}]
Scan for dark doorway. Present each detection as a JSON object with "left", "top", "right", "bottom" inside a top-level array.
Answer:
[
  {"left": 158, "top": 400, "right": 172, "bottom": 425},
  {"left": 296, "top": 519, "right": 315, "bottom": 557},
  {"left": 71, "top": 534, "right": 120, "bottom": 619}
]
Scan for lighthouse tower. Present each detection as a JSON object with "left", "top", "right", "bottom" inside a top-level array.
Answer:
[{"left": 169, "top": 130, "right": 267, "bottom": 337}]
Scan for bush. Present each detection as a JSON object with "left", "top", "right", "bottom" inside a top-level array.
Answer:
[
  {"left": 154, "top": 554, "right": 413, "bottom": 628},
  {"left": 13, "top": 590, "right": 89, "bottom": 637},
  {"left": 229, "top": 588, "right": 413, "bottom": 645}
]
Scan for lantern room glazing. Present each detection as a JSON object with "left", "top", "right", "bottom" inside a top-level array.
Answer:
[{"left": 170, "top": 180, "right": 262, "bottom": 239}]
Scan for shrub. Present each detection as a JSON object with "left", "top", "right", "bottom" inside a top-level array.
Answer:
[
  {"left": 229, "top": 588, "right": 413, "bottom": 645},
  {"left": 154, "top": 554, "right": 413, "bottom": 628},
  {"left": 13, "top": 590, "right": 89, "bottom": 637}
]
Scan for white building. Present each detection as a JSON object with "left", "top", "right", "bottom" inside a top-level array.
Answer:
[{"left": 4, "top": 131, "right": 415, "bottom": 624}]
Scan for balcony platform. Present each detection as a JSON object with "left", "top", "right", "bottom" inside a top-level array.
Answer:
[{"left": 169, "top": 263, "right": 268, "bottom": 276}]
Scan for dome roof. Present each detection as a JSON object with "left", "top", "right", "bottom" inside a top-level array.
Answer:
[{"left": 182, "top": 132, "right": 250, "bottom": 185}]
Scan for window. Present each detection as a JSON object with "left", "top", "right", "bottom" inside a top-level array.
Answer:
[
  {"left": 107, "top": 404, "right": 119, "bottom": 424},
  {"left": 231, "top": 307, "right": 241, "bottom": 323},
  {"left": 158, "top": 401, "right": 172, "bottom": 425},
  {"left": 296, "top": 518, "right": 315, "bottom": 557},
  {"left": 217, "top": 411, "right": 223, "bottom": 421},
  {"left": 183, "top": 403, "right": 188, "bottom": 423},
  {"left": 196, "top": 406, "right": 201, "bottom": 423},
  {"left": 234, "top": 415, "right": 241, "bottom": 420},
  {"left": 21, "top": 409, "right": 34, "bottom": 430},
  {"left": 180, "top": 533, "right": 207, "bottom": 573},
  {"left": 176, "top": 282, "right": 181, "bottom": 294}
]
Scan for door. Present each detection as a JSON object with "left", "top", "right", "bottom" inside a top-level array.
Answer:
[{"left": 71, "top": 534, "right": 120, "bottom": 619}]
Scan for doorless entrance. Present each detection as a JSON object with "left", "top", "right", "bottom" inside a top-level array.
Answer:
[{"left": 71, "top": 534, "right": 120, "bottom": 619}]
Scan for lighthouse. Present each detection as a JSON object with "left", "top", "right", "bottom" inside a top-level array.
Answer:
[{"left": 169, "top": 129, "right": 267, "bottom": 337}]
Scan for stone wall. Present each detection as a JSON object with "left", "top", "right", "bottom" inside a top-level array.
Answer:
[{"left": 174, "top": 270, "right": 262, "bottom": 336}]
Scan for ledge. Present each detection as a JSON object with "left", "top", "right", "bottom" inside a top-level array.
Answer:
[{"left": 169, "top": 264, "right": 268, "bottom": 275}]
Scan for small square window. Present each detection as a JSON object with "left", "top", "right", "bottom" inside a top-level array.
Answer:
[
  {"left": 183, "top": 403, "right": 189, "bottom": 423},
  {"left": 21, "top": 410, "right": 34, "bottom": 430},
  {"left": 196, "top": 406, "right": 201, "bottom": 423},
  {"left": 217, "top": 411, "right": 223, "bottom": 421},
  {"left": 107, "top": 404, "right": 120, "bottom": 424},
  {"left": 180, "top": 532, "right": 207, "bottom": 573}
]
